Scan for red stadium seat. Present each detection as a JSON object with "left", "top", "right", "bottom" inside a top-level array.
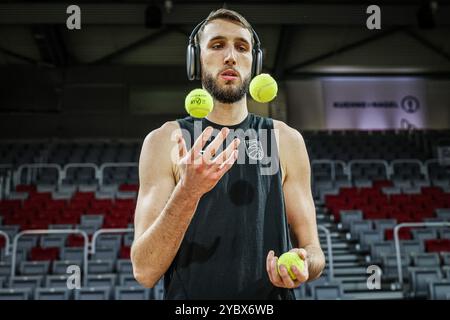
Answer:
[
  {"left": 425, "top": 239, "right": 450, "bottom": 253},
  {"left": 15, "top": 185, "right": 37, "bottom": 193},
  {"left": 120, "top": 246, "right": 131, "bottom": 259},
  {"left": 385, "top": 228, "right": 412, "bottom": 240},
  {"left": 119, "top": 184, "right": 139, "bottom": 192},
  {"left": 30, "top": 247, "right": 59, "bottom": 261}
]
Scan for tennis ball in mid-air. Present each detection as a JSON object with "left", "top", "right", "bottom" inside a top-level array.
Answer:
[
  {"left": 249, "top": 73, "right": 278, "bottom": 103},
  {"left": 277, "top": 252, "right": 304, "bottom": 280},
  {"left": 185, "top": 89, "right": 214, "bottom": 118}
]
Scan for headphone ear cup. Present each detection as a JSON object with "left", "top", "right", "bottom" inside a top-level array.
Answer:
[
  {"left": 186, "top": 44, "right": 195, "bottom": 81},
  {"left": 255, "top": 49, "right": 263, "bottom": 76},
  {"left": 194, "top": 44, "right": 201, "bottom": 80}
]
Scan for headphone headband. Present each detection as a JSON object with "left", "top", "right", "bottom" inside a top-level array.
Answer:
[
  {"left": 186, "top": 19, "right": 263, "bottom": 81},
  {"left": 188, "top": 19, "right": 261, "bottom": 49}
]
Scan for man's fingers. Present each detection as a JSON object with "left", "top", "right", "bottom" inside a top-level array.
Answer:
[
  {"left": 213, "top": 138, "right": 240, "bottom": 165},
  {"left": 270, "top": 256, "right": 282, "bottom": 286},
  {"left": 266, "top": 250, "right": 274, "bottom": 283},
  {"left": 289, "top": 248, "right": 308, "bottom": 261},
  {"left": 177, "top": 135, "right": 187, "bottom": 159},
  {"left": 278, "top": 265, "right": 295, "bottom": 288},
  {"left": 203, "top": 127, "right": 230, "bottom": 162},
  {"left": 216, "top": 150, "right": 238, "bottom": 175},
  {"left": 190, "top": 126, "right": 213, "bottom": 161}
]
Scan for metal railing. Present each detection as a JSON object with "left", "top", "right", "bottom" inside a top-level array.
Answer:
[
  {"left": 394, "top": 222, "right": 450, "bottom": 286},
  {"left": 311, "top": 160, "right": 336, "bottom": 181},
  {"left": 98, "top": 162, "right": 138, "bottom": 186},
  {"left": 91, "top": 228, "right": 134, "bottom": 254},
  {"left": 13, "top": 163, "right": 62, "bottom": 188},
  {"left": 10, "top": 229, "right": 89, "bottom": 287},
  {"left": 0, "top": 231, "right": 10, "bottom": 256},
  {"left": 318, "top": 225, "right": 334, "bottom": 281},
  {"left": 390, "top": 159, "right": 427, "bottom": 179},
  {"left": 60, "top": 163, "right": 99, "bottom": 186},
  {"left": 347, "top": 159, "right": 390, "bottom": 182}
]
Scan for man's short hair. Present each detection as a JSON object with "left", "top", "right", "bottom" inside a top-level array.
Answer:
[{"left": 196, "top": 8, "right": 254, "bottom": 47}]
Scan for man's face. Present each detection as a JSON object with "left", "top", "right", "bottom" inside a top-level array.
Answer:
[{"left": 199, "top": 19, "right": 253, "bottom": 104}]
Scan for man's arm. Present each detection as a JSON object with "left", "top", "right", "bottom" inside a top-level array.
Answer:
[
  {"left": 281, "top": 122, "right": 325, "bottom": 281},
  {"left": 131, "top": 122, "right": 199, "bottom": 288},
  {"left": 131, "top": 123, "right": 239, "bottom": 288}
]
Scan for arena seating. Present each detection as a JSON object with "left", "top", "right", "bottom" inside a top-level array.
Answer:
[{"left": 1, "top": 130, "right": 450, "bottom": 299}]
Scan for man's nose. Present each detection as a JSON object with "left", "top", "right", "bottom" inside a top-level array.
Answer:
[{"left": 223, "top": 47, "right": 237, "bottom": 66}]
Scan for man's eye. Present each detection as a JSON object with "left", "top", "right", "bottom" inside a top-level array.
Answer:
[
  {"left": 238, "top": 46, "right": 247, "bottom": 52},
  {"left": 212, "top": 44, "right": 222, "bottom": 49}
]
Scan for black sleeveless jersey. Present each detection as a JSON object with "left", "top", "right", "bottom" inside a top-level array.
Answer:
[{"left": 163, "top": 113, "right": 295, "bottom": 300}]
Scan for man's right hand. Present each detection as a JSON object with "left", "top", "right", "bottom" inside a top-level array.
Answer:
[{"left": 176, "top": 126, "right": 240, "bottom": 198}]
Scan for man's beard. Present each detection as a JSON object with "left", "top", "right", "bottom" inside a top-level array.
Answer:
[{"left": 202, "top": 71, "right": 251, "bottom": 104}]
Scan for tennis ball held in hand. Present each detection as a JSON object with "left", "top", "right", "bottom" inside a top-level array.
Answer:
[
  {"left": 249, "top": 73, "right": 278, "bottom": 103},
  {"left": 277, "top": 252, "right": 304, "bottom": 280},
  {"left": 185, "top": 88, "right": 213, "bottom": 118}
]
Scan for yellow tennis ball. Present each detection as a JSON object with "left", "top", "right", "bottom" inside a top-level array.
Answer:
[
  {"left": 185, "top": 89, "right": 213, "bottom": 118},
  {"left": 249, "top": 73, "right": 278, "bottom": 103},
  {"left": 277, "top": 252, "right": 304, "bottom": 280}
]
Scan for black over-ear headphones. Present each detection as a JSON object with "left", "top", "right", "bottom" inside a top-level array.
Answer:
[{"left": 186, "top": 19, "right": 263, "bottom": 81}]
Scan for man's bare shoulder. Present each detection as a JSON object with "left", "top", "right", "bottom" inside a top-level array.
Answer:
[
  {"left": 142, "top": 121, "right": 181, "bottom": 150},
  {"left": 272, "top": 119, "right": 304, "bottom": 146}
]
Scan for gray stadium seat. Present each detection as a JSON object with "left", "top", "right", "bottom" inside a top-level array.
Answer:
[
  {"left": 428, "top": 281, "right": 450, "bottom": 300},
  {"left": 91, "top": 247, "right": 118, "bottom": 261},
  {"left": 123, "top": 233, "right": 134, "bottom": 247},
  {"left": 412, "top": 253, "right": 441, "bottom": 268},
  {"left": 340, "top": 210, "right": 363, "bottom": 229},
  {"left": 88, "top": 260, "right": 114, "bottom": 274},
  {"left": 350, "top": 220, "right": 373, "bottom": 239},
  {"left": 19, "top": 261, "right": 50, "bottom": 275},
  {"left": 409, "top": 267, "right": 442, "bottom": 298},
  {"left": 443, "top": 266, "right": 450, "bottom": 279},
  {"left": 80, "top": 215, "right": 104, "bottom": 229},
  {"left": 359, "top": 230, "right": 384, "bottom": 250},
  {"left": 74, "top": 225, "right": 98, "bottom": 235},
  {"left": 0, "top": 262, "right": 11, "bottom": 276},
  {"left": 75, "top": 287, "right": 111, "bottom": 300},
  {"left": 119, "top": 274, "right": 141, "bottom": 287},
  {"left": 0, "top": 288, "right": 31, "bottom": 300},
  {"left": 0, "top": 225, "right": 20, "bottom": 239},
  {"left": 400, "top": 240, "right": 424, "bottom": 256},
  {"left": 10, "top": 275, "right": 43, "bottom": 290},
  {"left": 17, "top": 236, "right": 39, "bottom": 251},
  {"left": 153, "top": 283, "right": 164, "bottom": 300},
  {"left": 115, "top": 286, "right": 151, "bottom": 300},
  {"left": 45, "top": 275, "right": 71, "bottom": 288},
  {"left": 440, "top": 229, "right": 450, "bottom": 240},
  {"left": 436, "top": 209, "right": 450, "bottom": 220},
  {"left": 48, "top": 224, "right": 74, "bottom": 230},
  {"left": 382, "top": 254, "right": 410, "bottom": 279},
  {"left": 310, "top": 282, "right": 344, "bottom": 300},
  {"left": 78, "top": 184, "right": 98, "bottom": 192},
  {"left": 412, "top": 229, "right": 438, "bottom": 242},
  {"left": 40, "top": 235, "right": 67, "bottom": 249},
  {"left": 441, "top": 253, "right": 450, "bottom": 266},
  {"left": 373, "top": 219, "right": 398, "bottom": 233},
  {"left": 116, "top": 259, "right": 133, "bottom": 274},
  {"left": 61, "top": 248, "right": 84, "bottom": 261},
  {"left": 34, "top": 287, "right": 71, "bottom": 300},
  {"left": 87, "top": 274, "right": 116, "bottom": 288},
  {"left": 370, "top": 241, "right": 395, "bottom": 261},
  {"left": 95, "top": 234, "right": 122, "bottom": 249},
  {"left": 52, "top": 260, "right": 83, "bottom": 274}
]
